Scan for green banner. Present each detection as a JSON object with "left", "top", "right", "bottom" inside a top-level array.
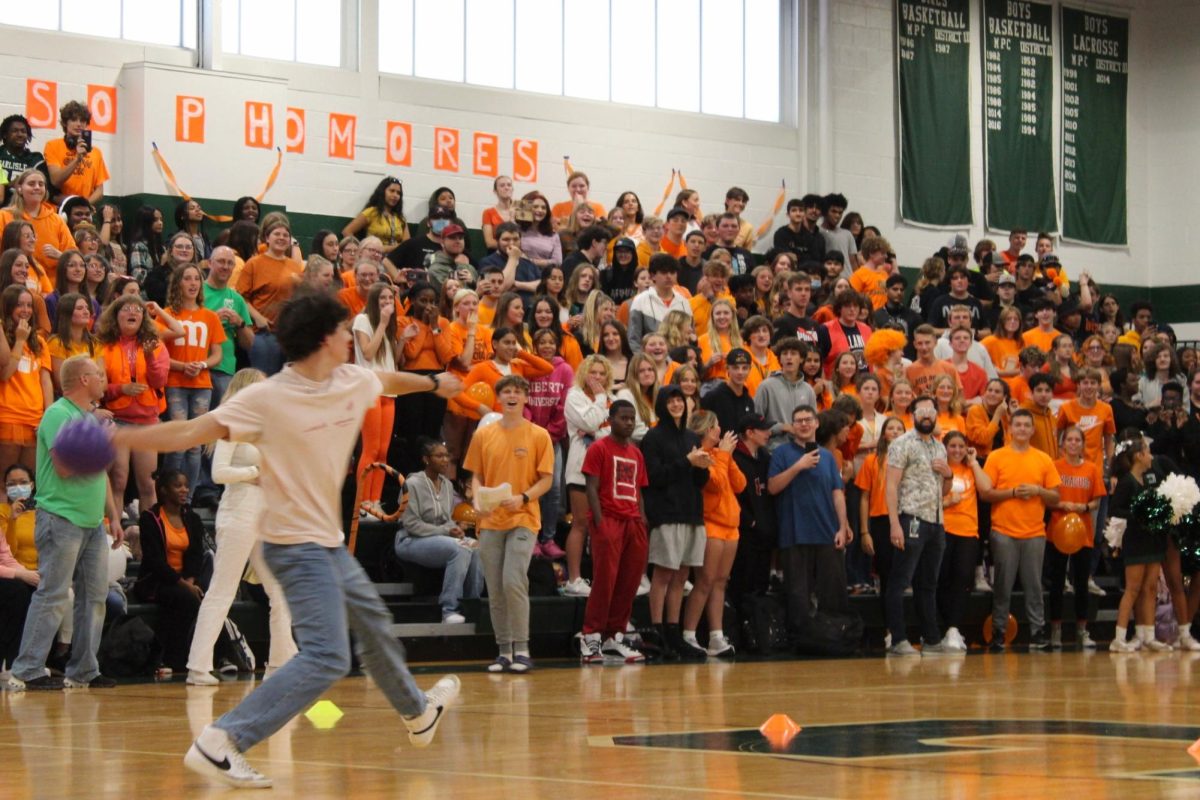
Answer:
[
  {"left": 1061, "top": 7, "right": 1128, "bottom": 245},
  {"left": 896, "top": 0, "right": 972, "bottom": 227},
  {"left": 982, "top": 0, "right": 1056, "bottom": 232}
]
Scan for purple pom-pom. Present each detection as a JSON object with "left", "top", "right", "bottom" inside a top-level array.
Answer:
[{"left": 53, "top": 418, "right": 115, "bottom": 476}]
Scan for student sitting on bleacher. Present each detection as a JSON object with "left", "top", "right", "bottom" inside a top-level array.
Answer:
[{"left": 395, "top": 439, "right": 482, "bottom": 625}]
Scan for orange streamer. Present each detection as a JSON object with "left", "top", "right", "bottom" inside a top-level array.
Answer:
[
  {"left": 652, "top": 169, "right": 677, "bottom": 217},
  {"left": 562, "top": 155, "right": 575, "bottom": 178},
  {"left": 753, "top": 179, "right": 787, "bottom": 241},
  {"left": 151, "top": 142, "right": 283, "bottom": 222}
]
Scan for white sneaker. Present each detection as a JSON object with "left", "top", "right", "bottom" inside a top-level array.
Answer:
[
  {"left": 1175, "top": 631, "right": 1200, "bottom": 652},
  {"left": 1079, "top": 629, "right": 1097, "bottom": 649},
  {"left": 1109, "top": 635, "right": 1139, "bottom": 652},
  {"left": 1087, "top": 578, "right": 1106, "bottom": 596},
  {"left": 184, "top": 725, "right": 272, "bottom": 789},
  {"left": 578, "top": 632, "right": 603, "bottom": 664},
  {"left": 943, "top": 627, "right": 968, "bottom": 652},
  {"left": 888, "top": 641, "right": 920, "bottom": 656},
  {"left": 187, "top": 670, "right": 220, "bottom": 686},
  {"left": 974, "top": 573, "right": 993, "bottom": 593},
  {"left": 682, "top": 580, "right": 694, "bottom": 595},
  {"left": 883, "top": 632, "right": 892, "bottom": 650},
  {"left": 603, "top": 633, "right": 646, "bottom": 663},
  {"left": 1144, "top": 637, "right": 1174, "bottom": 652},
  {"left": 1050, "top": 623, "right": 1063, "bottom": 649},
  {"left": 637, "top": 575, "right": 651, "bottom": 596},
  {"left": 404, "top": 675, "right": 460, "bottom": 748},
  {"left": 441, "top": 612, "right": 467, "bottom": 624},
  {"left": 705, "top": 633, "right": 735, "bottom": 658},
  {"left": 1064, "top": 582, "right": 1075, "bottom": 595},
  {"left": 563, "top": 577, "right": 592, "bottom": 597}
]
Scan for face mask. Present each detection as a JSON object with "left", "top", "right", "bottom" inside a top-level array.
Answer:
[
  {"left": 431, "top": 220, "right": 449, "bottom": 235},
  {"left": 7, "top": 484, "right": 32, "bottom": 501},
  {"left": 810, "top": 278, "right": 822, "bottom": 289}
]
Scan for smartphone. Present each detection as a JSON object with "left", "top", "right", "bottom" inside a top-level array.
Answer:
[
  {"left": 81, "top": 129, "right": 93, "bottom": 151},
  {"left": 804, "top": 442, "right": 818, "bottom": 454}
]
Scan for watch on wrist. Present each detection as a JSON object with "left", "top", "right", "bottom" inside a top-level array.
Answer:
[{"left": 521, "top": 492, "right": 530, "bottom": 504}]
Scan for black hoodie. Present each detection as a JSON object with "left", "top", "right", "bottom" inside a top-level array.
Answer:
[{"left": 638, "top": 388, "right": 709, "bottom": 527}]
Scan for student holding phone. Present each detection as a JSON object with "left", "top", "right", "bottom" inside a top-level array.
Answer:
[{"left": 42, "top": 101, "right": 109, "bottom": 205}]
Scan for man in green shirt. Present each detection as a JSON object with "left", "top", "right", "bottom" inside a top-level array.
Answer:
[
  {"left": 9, "top": 355, "right": 123, "bottom": 691},
  {"left": 202, "top": 245, "right": 258, "bottom": 404}
]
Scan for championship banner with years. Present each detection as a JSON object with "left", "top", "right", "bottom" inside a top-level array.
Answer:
[
  {"left": 896, "top": 0, "right": 972, "bottom": 227},
  {"left": 982, "top": 0, "right": 1056, "bottom": 233},
  {"left": 1061, "top": 6, "right": 1129, "bottom": 246}
]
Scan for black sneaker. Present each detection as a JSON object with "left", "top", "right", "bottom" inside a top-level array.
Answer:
[
  {"left": 8, "top": 674, "right": 64, "bottom": 691},
  {"left": 987, "top": 635, "right": 1006, "bottom": 653},
  {"left": 1028, "top": 627, "right": 1050, "bottom": 650},
  {"left": 65, "top": 674, "right": 117, "bottom": 689},
  {"left": 677, "top": 637, "right": 708, "bottom": 661}
]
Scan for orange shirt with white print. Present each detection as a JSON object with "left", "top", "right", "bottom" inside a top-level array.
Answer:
[
  {"left": 849, "top": 265, "right": 889, "bottom": 310},
  {"left": 943, "top": 461, "right": 978, "bottom": 538},
  {"left": 163, "top": 307, "right": 226, "bottom": 390},
  {"left": 444, "top": 321, "right": 493, "bottom": 378},
  {"left": 0, "top": 337, "right": 50, "bottom": 427},
  {"left": 1050, "top": 457, "right": 1105, "bottom": 540},
  {"left": 1055, "top": 398, "right": 1115, "bottom": 471}
]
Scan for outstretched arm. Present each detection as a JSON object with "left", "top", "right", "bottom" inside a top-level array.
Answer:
[
  {"left": 378, "top": 370, "right": 463, "bottom": 398},
  {"left": 111, "top": 414, "right": 229, "bottom": 454}
]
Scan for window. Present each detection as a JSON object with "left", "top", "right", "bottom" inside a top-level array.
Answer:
[
  {"left": 222, "top": 0, "right": 341, "bottom": 67},
  {"left": 378, "top": 0, "right": 781, "bottom": 123},
  {"left": 0, "top": 0, "right": 197, "bottom": 48}
]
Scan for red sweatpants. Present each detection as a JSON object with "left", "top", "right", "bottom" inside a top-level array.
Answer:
[{"left": 582, "top": 516, "right": 648, "bottom": 638}]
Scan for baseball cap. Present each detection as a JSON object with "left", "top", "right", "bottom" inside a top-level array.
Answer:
[
  {"left": 726, "top": 348, "right": 751, "bottom": 366},
  {"left": 441, "top": 224, "right": 465, "bottom": 238},
  {"left": 737, "top": 413, "right": 773, "bottom": 434}
]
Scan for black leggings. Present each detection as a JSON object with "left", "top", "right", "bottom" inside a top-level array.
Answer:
[
  {"left": 869, "top": 515, "right": 892, "bottom": 620},
  {"left": 0, "top": 576, "right": 34, "bottom": 668},
  {"left": 152, "top": 582, "right": 202, "bottom": 671},
  {"left": 937, "top": 534, "right": 979, "bottom": 631},
  {"left": 1046, "top": 542, "right": 1092, "bottom": 623}
]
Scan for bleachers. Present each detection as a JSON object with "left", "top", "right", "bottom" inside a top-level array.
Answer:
[{"left": 120, "top": 518, "right": 1123, "bottom": 664}]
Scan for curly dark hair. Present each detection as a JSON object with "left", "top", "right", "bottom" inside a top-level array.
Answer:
[{"left": 275, "top": 290, "right": 349, "bottom": 362}]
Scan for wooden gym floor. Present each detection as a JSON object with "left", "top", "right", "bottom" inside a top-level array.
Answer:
[{"left": 4, "top": 652, "right": 1200, "bottom": 799}]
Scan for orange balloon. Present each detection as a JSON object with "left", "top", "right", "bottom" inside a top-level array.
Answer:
[
  {"left": 1050, "top": 512, "right": 1090, "bottom": 555},
  {"left": 981, "top": 614, "right": 1018, "bottom": 645},
  {"left": 452, "top": 502, "right": 478, "bottom": 527},
  {"left": 465, "top": 382, "right": 495, "bottom": 409}
]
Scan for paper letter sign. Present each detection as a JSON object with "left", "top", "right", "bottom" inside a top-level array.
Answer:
[
  {"left": 175, "top": 96, "right": 205, "bottom": 143},
  {"left": 513, "top": 138, "right": 538, "bottom": 183},
  {"left": 286, "top": 108, "right": 305, "bottom": 154},
  {"left": 25, "top": 80, "right": 56, "bottom": 129},
  {"left": 473, "top": 132, "right": 498, "bottom": 177},
  {"left": 87, "top": 85, "right": 117, "bottom": 134},
  {"left": 329, "top": 113, "right": 356, "bottom": 160},
  {"left": 386, "top": 121, "right": 412, "bottom": 166},
  {"left": 434, "top": 127, "right": 460, "bottom": 172},
  {"left": 244, "top": 102, "right": 273, "bottom": 149}
]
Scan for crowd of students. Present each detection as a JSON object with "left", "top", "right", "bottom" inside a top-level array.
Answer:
[{"left": 3, "top": 98, "right": 1199, "bottom": 678}]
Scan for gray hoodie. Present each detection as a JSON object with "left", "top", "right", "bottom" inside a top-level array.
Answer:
[{"left": 754, "top": 370, "right": 818, "bottom": 452}]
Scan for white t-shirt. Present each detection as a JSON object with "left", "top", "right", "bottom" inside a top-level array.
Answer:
[
  {"left": 211, "top": 363, "right": 384, "bottom": 547},
  {"left": 352, "top": 313, "right": 398, "bottom": 397}
]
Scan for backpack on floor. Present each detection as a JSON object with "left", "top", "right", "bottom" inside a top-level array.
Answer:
[
  {"left": 98, "top": 615, "right": 162, "bottom": 677},
  {"left": 791, "top": 609, "right": 864, "bottom": 657},
  {"left": 219, "top": 617, "right": 256, "bottom": 673},
  {"left": 739, "top": 594, "right": 789, "bottom": 654}
]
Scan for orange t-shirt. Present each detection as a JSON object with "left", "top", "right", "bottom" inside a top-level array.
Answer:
[
  {"left": 854, "top": 452, "right": 889, "bottom": 518},
  {"left": 0, "top": 338, "right": 50, "bottom": 427},
  {"left": 1055, "top": 399, "right": 1115, "bottom": 470},
  {"left": 477, "top": 298, "right": 497, "bottom": 327},
  {"left": 690, "top": 291, "right": 735, "bottom": 338},
  {"left": 0, "top": 205, "right": 76, "bottom": 280},
  {"left": 984, "top": 446, "right": 1062, "bottom": 539},
  {"left": 462, "top": 419, "right": 555, "bottom": 533},
  {"left": 660, "top": 237, "right": 687, "bottom": 259},
  {"left": 163, "top": 307, "right": 226, "bottom": 389},
  {"left": 336, "top": 286, "right": 367, "bottom": 317},
  {"left": 401, "top": 316, "right": 455, "bottom": 371},
  {"left": 159, "top": 511, "right": 189, "bottom": 574},
  {"left": 1050, "top": 458, "right": 1105, "bottom": 540},
  {"left": 234, "top": 253, "right": 303, "bottom": 324},
  {"left": 551, "top": 200, "right": 605, "bottom": 225},
  {"left": 904, "top": 360, "right": 959, "bottom": 397},
  {"left": 981, "top": 335, "right": 1022, "bottom": 390},
  {"left": 849, "top": 266, "right": 888, "bottom": 310},
  {"left": 1021, "top": 327, "right": 1062, "bottom": 353},
  {"left": 444, "top": 321, "right": 493, "bottom": 377},
  {"left": 965, "top": 402, "right": 1004, "bottom": 458},
  {"left": 943, "top": 461, "right": 978, "bottom": 538},
  {"left": 936, "top": 411, "right": 966, "bottom": 437},
  {"left": 745, "top": 349, "right": 781, "bottom": 398},
  {"left": 699, "top": 332, "right": 735, "bottom": 382},
  {"left": 43, "top": 138, "right": 110, "bottom": 199},
  {"left": 1009, "top": 374, "right": 1032, "bottom": 405}
]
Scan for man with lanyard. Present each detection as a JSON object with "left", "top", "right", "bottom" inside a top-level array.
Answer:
[{"left": 884, "top": 396, "right": 953, "bottom": 656}]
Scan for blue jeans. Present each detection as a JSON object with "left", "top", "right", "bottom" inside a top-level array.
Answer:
[
  {"left": 12, "top": 510, "right": 108, "bottom": 683},
  {"left": 538, "top": 440, "right": 564, "bottom": 543},
  {"left": 249, "top": 330, "right": 284, "bottom": 376},
  {"left": 214, "top": 543, "right": 426, "bottom": 752},
  {"left": 165, "top": 386, "right": 212, "bottom": 496},
  {"left": 885, "top": 514, "right": 946, "bottom": 646},
  {"left": 394, "top": 534, "right": 483, "bottom": 615}
]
